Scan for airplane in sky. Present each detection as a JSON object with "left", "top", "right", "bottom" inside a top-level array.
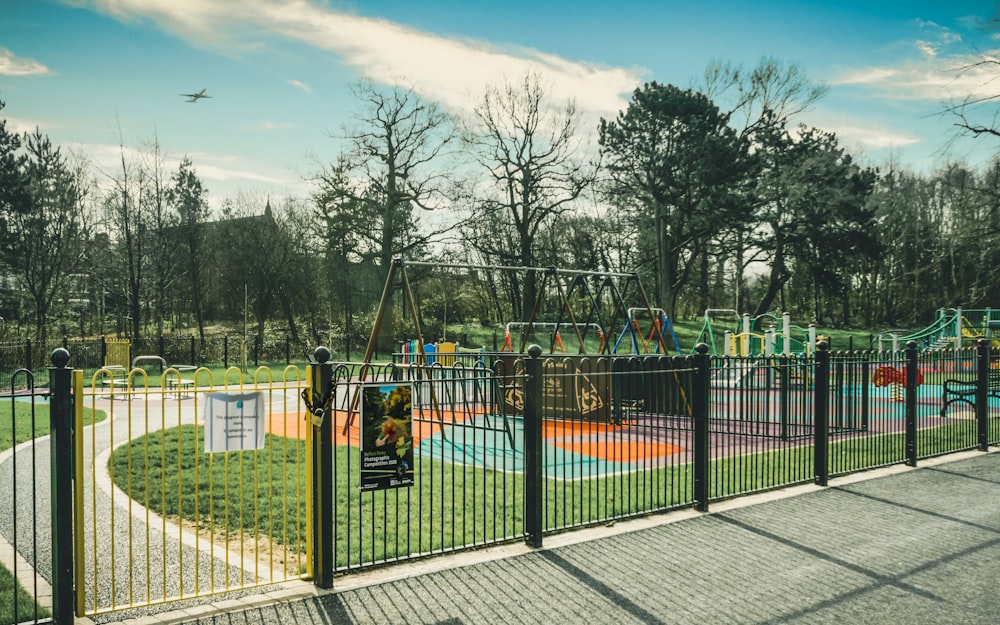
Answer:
[{"left": 180, "top": 88, "right": 211, "bottom": 102}]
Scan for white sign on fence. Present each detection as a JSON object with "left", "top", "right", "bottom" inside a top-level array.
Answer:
[{"left": 203, "top": 391, "right": 266, "bottom": 453}]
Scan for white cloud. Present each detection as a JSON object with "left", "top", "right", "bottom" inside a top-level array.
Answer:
[
  {"left": 826, "top": 124, "right": 921, "bottom": 149},
  {"left": 76, "top": 0, "right": 641, "bottom": 119},
  {"left": 0, "top": 46, "right": 50, "bottom": 76},
  {"left": 2, "top": 115, "right": 41, "bottom": 134},
  {"left": 238, "top": 120, "right": 296, "bottom": 131},
  {"left": 832, "top": 18, "right": 1000, "bottom": 103},
  {"left": 835, "top": 50, "right": 1000, "bottom": 102},
  {"left": 288, "top": 79, "right": 311, "bottom": 92},
  {"left": 75, "top": 140, "right": 298, "bottom": 185}
]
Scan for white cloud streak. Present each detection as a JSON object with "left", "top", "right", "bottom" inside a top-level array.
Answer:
[
  {"left": 74, "top": 0, "right": 641, "bottom": 119},
  {"left": 2, "top": 115, "right": 41, "bottom": 134},
  {"left": 834, "top": 52, "right": 1000, "bottom": 102},
  {"left": 827, "top": 124, "right": 921, "bottom": 149},
  {"left": 0, "top": 46, "right": 50, "bottom": 76},
  {"left": 833, "top": 20, "right": 1000, "bottom": 103}
]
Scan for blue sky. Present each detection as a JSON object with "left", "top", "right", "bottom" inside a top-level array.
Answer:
[{"left": 1, "top": 0, "right": 998, "bottom": 208}]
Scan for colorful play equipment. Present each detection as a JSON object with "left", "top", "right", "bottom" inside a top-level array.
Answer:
[
  {"left": 501, "top": 322, "right": 574, "bottom": 353},
  {"left": 610, "top": 308, "right": 682, "bottom": 355},
  {"left": 872, "top": 365, "right": 924, "bottom": 401},
  {"left": 874, "top": 307, "right": 1000, "bottom": 353},
  {"left": 399, "top": 339, "right": 485, "bottom": 366},
  {"left": 694, "top": 309, "right": 816, "bottom": 356}
]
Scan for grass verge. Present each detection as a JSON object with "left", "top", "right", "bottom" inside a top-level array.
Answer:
[
  {"left": 109, "top": 418, "right": 992, "bottom": 570},
  {"left": 0, "top": 562, "right": 49, "bottom": 625}
]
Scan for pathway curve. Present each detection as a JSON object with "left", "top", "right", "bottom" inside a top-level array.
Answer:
[{"left": 0, "top": 388, "right": 293, "bottom": 620}]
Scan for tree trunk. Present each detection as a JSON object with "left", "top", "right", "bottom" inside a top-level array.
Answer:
[{"left": 753, "top": 226, "right": 787, "bottom": 316}]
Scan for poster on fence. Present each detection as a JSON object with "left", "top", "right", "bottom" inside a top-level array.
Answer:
[
  {"left": 203, "top": 391, "right": 265, "bottom": 453},
  {"left": 360, "top": 383, "right": 415, "bottom": 491}
]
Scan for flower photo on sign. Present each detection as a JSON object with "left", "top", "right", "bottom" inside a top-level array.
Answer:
[{"left": 360, "top": 383, "right": 414, "bottom": 490}]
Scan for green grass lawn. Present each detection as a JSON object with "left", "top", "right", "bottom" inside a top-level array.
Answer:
[
  {"left": 0, "top": 562, "right": 48, "bottom": 625},
  {"left": 1, "top": 399, "right": 107, "bottom": 452},
  {"left": 108, "top": 418, "right": 990, "bottom": 570}
]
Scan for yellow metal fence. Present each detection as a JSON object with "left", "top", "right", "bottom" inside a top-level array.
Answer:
[{"left": 73, "top": 365, "right": 312, "bottom": 616}]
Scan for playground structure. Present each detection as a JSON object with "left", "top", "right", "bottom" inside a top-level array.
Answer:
[
  {"left": 501, "top": 322, "right": 576, "bottom": 353},
  {"left": 610, "top": 308, "right": 683, "bottom": 355},
  {"left": 379, "top": 259, "right": 676, "bottom": 362},
  {"left": 874, "top": 307, "right": 1000, "bottom": 353},
  {"left": 695, "top": 309, "right": 818, "bottom": 357},
  {"left": 350, "top": 259, "right": 678, "bottom": 433}
]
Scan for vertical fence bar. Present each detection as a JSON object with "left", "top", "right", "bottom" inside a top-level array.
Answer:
[
  {"left": 72, "top": 369, "right": 84, "bottom": 617},
  {"left": 692, "top": 343, "right": 710, "bottom": 511},
  {"left": 905, "top": 340, "right": 918, "bottom": 467},
  {"left": 309, "top": 347, "right": 334, "bottom": 588},
  {"left": 49, "top": 348, "right": 74, "bottom": 624},
  {"left": 976, "top": 339, "right": 990, "bottom": 452},
  {"left": 813, "top": 341, "right": 830, "bottom": 486},
  {"left": 523, "top": 344, "right": 543, "bottom": 547}
]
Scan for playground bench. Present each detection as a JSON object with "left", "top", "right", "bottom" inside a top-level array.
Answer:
[
  {"left": 167, "top": 364, "right": 197, "bottom": 399},
  {"left": 940, "top": 368, "right": 1000, "bottom": 417}
]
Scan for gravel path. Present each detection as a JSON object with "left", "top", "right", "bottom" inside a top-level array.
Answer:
[{"left": 0, "top": 390, "right": 292, "bottom": 621}]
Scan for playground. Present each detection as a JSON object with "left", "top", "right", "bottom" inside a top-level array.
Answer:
[
  {"left": 6, "top": 256, "right": 1000, "bottom": 622},
  {"left": 318, "top": 262, "right": 1000, "bottom": 482}
]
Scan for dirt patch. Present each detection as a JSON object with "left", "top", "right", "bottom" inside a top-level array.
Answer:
[{"left": 173, "top": 516, "right": 308, "bottom": 580}]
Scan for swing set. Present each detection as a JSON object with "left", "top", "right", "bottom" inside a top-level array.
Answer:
[
  {"left": 338, "top": 258, "right": 680, "bottom": 436},
  {"left": 611, "top": 307, "right": 683, "bottom": 355}
]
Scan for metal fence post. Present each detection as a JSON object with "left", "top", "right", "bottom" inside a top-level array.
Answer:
[
  {"left": 976, "top": 339, "right": 990, "bottom": 452},
  {"left": 692, "top": 343, "right": 711, "bottom": 511},
  {"left": 524, "top": 344, "right": 544, "bottom": 547},
  {"left": 813, "top": 341, "right": 830, "bottom": 486},
  {"left": 309, "top": 346, "right": 334, "bottom": 588},
  {"left": 49, "top": 348, "right": 74, "bottom": 624},
  {"left": 905, "top": 340, "right": 919, "bottom": 467}
]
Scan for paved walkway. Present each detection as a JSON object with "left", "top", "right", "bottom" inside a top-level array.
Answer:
[{"left": 101, "top": 448, "right": 1000, "bottom": 625}]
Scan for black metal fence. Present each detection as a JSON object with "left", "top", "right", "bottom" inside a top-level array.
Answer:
[
  {"left": 3, "top": 339, "right": 999, "bottom": 622},
  {"left": 0, "top": 334, "right": 315, "bottom": 392},
  {"left": 1, "top": 370, "right": 54, "bottom": 625}
]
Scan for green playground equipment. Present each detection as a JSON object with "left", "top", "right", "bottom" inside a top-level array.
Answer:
[
  {"left": 694, "top": 309, "right": 816, "bottom": 356},
  {"left": 874, "top": 307, "right": 1000, "bottom": 352}
]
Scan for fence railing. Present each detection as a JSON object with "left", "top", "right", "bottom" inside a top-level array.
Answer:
[
  {"left": 0, "top": 334, "right": 318, "bottom": 390},
  {"left": 3, "top": 339, "right": 999, "bottom": 623},
  {"left": 1, "top": 370, "right": 54, "bottom": 625}
]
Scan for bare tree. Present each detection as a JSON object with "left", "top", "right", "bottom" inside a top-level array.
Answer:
[
  {"left": 326, "top": 82, "right": 455, "bottom": 274},
  {"left": 464, "top": 73, "right": 597, "bottom": 319},
  {"left": 316, "top": 82, "right": 455, "bottom": 348},
  {"left": 141, "top": 137, "right": 177, "bottom": 336},
  {"left": 942, "top": 10, "right": 1000, "bottom": 151},
  {"left": 103, "top": 133, "right": 149, "bottom": 339}
]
